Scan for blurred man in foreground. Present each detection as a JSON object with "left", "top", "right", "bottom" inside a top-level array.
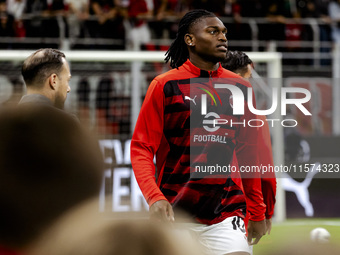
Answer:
[{"left": 0, "top": 106, "right": 103, "bottom": 254}]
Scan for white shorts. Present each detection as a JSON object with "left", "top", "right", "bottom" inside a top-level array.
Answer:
[{"left": 179, "top": 216, "right": 251, "bottom": 255}]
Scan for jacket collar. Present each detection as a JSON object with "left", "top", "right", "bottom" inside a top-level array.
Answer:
[
  {"left": 19, "top": 94, "right": 53, "bottom": 106},
  {"left": 181, "top": 59, "right": 224, "bottom": 78}
]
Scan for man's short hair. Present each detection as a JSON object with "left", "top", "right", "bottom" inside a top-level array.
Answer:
[
  {"left": 0, "top": 106, "right": 103, "bottom": 249},
  {"left": 222, "top": 51, "right": 253, "bottom": 76},
  {"left": 21, "top": 49, "right": 66, "bottom": 87}
]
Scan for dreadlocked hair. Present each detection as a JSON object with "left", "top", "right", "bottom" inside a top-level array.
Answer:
[{"left": 164, "top": 9, "right": 216, "bottom": 69}]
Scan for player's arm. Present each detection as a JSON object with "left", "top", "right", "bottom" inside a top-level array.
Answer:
[
  {"left": 258, "top": 117, "right": 277, "bottom": 234},
  {"left": 130, "top": 79, "right": 174, "bottom": 222},
  {"left": 262, "top": 176, "right": 276, "bottom": 234},
  {"left": 262, "top": 168, "right": 276, "bottom": 235},
  {"left": 236, "top": 86, "right": 266, "bottom": 244}
]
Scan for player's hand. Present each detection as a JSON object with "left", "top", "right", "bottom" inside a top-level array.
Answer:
[
  {"left": 149, "top": 200, "right": 175, "bottom": 222},
  {"left": 247, "top": 220, "right": 266, "bottom": 245},
  {"left": 265, "top": 218, "right": 272, "bottom": 235}
]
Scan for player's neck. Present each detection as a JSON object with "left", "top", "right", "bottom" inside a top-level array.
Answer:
[
  {"left": 26, "top": 87, "right": 54, "bottom": 103},
  {"left": 189, "top": 55, "right": 219, "bottom": 72}
]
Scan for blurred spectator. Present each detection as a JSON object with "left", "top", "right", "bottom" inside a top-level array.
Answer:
[
  {"left": 0, "top": 0, "right": 15, "bottom": 48},
  {"left": 190, "top": 0, "right": 228, "bottom": 16},
  {"left": 239, "top": 0, "right": 266, "bottom": 17},
  {"left": 297, "top": 0, "right": 330, "bottom": 19},
  {"left": 94, "top": 76, "right": 131, "bottom": 135},
  {"left": 297, "top": 0, "right": 331, "bottom": 65},
  {"left": 95, "top": 77, "right": 119, "bottom": 135},
  {"left": 148, "top": 0, "right": 185, "bottom": 40},
  {"left": 7, "top": 0, "right": 26, "bottom": 20},
  {"left": 6, "top": 0, "right": 26, "bottom": 37},
  {"left": 0, "top": 105, "right": 104, "bottom": 253},
  {"left": 315, "top": 0, "right": 332, "bottom": 65},
  {"left": 263, "top": 1, "right": 289, "bottom": 42},
  {"left": 125, "top": 0, "right": 151, "bottom": 50},
  {"left": 218, "top": 1, "right": 254, "bottom": 51},
  {"left": 285, "top": 12, "right": 303, "bottom": 47},
  {"left": 297, "top": 0, "right": 331, "bottom": 40},
  {"left": 67, "top": 0, "right": 89, "bottom": 40},
  {"left": 87, "top": 0, "right": 125, "bottom": 48},
  {"left": 44, "top": 0, "right": 69, "bottom": 43},
  {"left": 49, "top": 0, "right": 68, "bottom": 14},
  {"left": 76, "top": 78, "right": 91, "bottom": 126},
  {"left": 147, "top": 0, "right": 167, "bottom": 39},
  {"left": 328, "top": 0, "right": 340, "bottom": 42},
  {"left": 315, "top": 0, "right": 331, "bottom": 17},
  {"left": 23, "top": 0, "right": 49, "bottom": 45},
  {"left": 224, "top": 0, "right": 241, "bottom": 18},
  {"left": 284, "top": 6, "right": 303, "bottom": 65},
  {"left": 0, "top": 0, "right": 335, "bottom": 57}
]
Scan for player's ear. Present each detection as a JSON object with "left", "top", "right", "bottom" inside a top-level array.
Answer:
[
  {"left": 49, "top": 73, "right": 58, "bottom": 90},
  {"left": 184, "top": 34, "right": 195, "bottom": 47}
]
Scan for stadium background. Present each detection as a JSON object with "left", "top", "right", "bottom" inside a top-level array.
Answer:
[{"left": 0, "top": 0, "right": 340, "bottom": 229}]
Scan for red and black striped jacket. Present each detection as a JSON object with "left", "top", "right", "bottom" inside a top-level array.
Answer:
[{"left": 131, "top": 59, "right": 266, "bottom": 225}]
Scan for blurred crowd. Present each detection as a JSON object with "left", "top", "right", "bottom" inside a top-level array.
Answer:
[{"left": 0, "top": 0, "right": 340, "bottom": 50}]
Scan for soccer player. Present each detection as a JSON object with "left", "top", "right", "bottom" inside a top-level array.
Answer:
[
  {"left": 131, "top": 9, "right": 266, "bottom": 255},
  {"left": 19, "top": 48, "right": 71, "bottom": 110},
  {"left": 222, "top": 51, "right": 253, "bottom": 79},
  {"left": 222, "top": 50, "right": 277, "bottom": 235}
]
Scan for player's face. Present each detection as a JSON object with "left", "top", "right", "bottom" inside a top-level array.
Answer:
[
  {"left": 55, "top": 58, "right": 71, "bottom": 109},
  {"left": 190, "top": 17, "right": 228, "bottom": 63}
]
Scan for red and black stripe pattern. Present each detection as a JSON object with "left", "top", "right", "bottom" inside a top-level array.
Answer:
[{"left": 131, "top": 60, "right": 263, "bottom": 225}]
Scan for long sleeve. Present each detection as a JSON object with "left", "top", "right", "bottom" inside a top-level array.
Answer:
[
  {"left": 130, "top": 79, "right": 167, "bottom": 206},
  {"left": 258, "top": 116, "right": 277, "bottom": 219},
  {"left": 262, "top": 178, "right": 276, "bottom": 219},
  {"left": 236, "top": 89, "right": 266, "bottom": 222}
]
